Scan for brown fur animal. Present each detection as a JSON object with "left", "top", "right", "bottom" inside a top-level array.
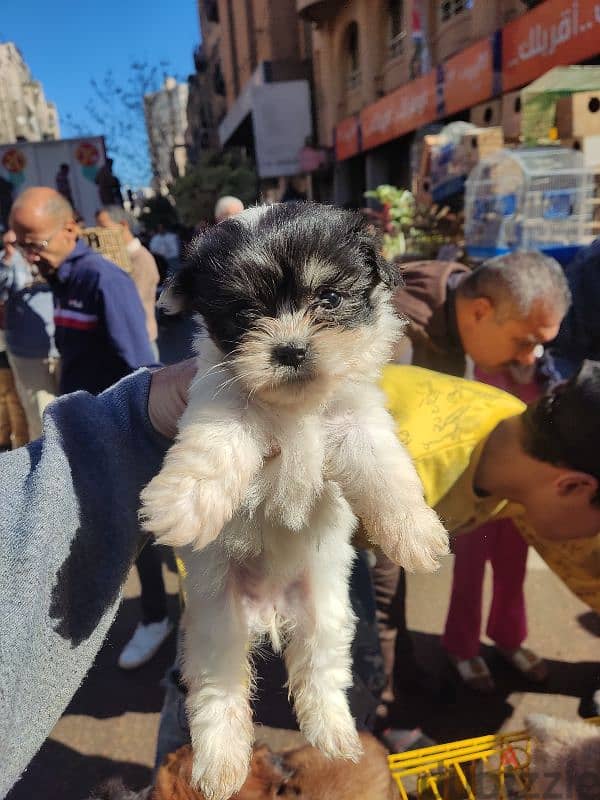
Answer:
[
  {"left": 87, "top": 732, "right": 396, "bottom": 800},
  {"left": 527, "top": 713, "right": 600, "bottom": 800},
  {"left": 274, "top": 732, "right": 398, "bottom": 800}
]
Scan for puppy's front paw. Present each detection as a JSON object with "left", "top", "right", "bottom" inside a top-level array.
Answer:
[
  {"left": 140, "top": 467, "right": 225, "bottom": 550},
  {"left": 376, "top": 504, "right": 449, "bottom": 573},
  {"left": 311, "top": 715, "right": 363, "bottom": 762}
]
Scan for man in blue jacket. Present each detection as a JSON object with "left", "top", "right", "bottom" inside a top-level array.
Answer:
[
  {"left": 10, "top": 187, "right": 156, "bottom": 395},
  {"left": 10, "top": 187, "right": 173, "bottom": 669}
]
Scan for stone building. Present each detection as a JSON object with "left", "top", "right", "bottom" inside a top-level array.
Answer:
[
  {"left": 144, "top": 77, "right": 189, "bottom": 192},
  {"left": 0, "top": 43, "right": 60, "bottom": 144}
]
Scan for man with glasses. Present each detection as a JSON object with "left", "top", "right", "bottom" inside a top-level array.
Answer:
[{"left": 10, "top": 187, "right": 156, "bottom": 396}]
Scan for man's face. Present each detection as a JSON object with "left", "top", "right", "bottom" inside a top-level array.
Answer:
[
  {"left": 521, "top": 476, "right": 600, "bottom": 541},
  {"left": 462, "top": 299, "right": 563, "bottom": 372},
  {"left": 10, "top": 212, "right": 76, "bottom": 274}
]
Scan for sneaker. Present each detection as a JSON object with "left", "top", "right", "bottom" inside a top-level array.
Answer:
[{"left": 118, "top": 618, "right": 173, "bottom": 670}]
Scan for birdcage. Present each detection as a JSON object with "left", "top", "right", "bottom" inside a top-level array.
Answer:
[{"left": 465, "top": 147, "right": 594, "bottom": 265}]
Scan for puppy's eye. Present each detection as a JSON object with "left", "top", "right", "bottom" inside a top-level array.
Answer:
[{"left": 317, "top": 290, "right": 342, "bottom": 309}]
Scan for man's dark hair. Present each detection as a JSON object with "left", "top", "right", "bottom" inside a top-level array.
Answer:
[{"left": 522, "top": 360, "right": 600, "bottom": 504}]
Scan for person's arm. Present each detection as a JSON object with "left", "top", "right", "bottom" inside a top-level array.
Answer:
[
  {"left": 0, "top": 363, "right": 196, "bottom": 796},
  {"left": 100, "top": 270, "right": 158, "bottom": 370}
]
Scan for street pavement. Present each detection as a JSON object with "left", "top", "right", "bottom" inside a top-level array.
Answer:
[{"left": 8, "top": 548, "right": 600, "bottom": 799}]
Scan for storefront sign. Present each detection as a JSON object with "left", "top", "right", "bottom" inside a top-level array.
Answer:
[
  {"left": 335, "top": 115, "right": 361, "bottom": 161},
  {"left": 360, "top": 71, "right": 437, "bottom": 151},
  {"left": 503, "top": 0, "right": 600, "bottom": 91},
  {"left": 444, "top": 39, "right": 495, "bottom": 116}
]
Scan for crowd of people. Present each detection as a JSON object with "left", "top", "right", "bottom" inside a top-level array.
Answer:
[{"left": 0, "top": 184, "right": 599, "bottom": 796}]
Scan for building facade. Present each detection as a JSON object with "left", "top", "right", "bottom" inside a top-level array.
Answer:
[
  {"left": 0, "top": 43, "right": 60, "bottom": 144},
  {"left": 144, "top": 77, "right": 189, "bottom": 192},
  {"left": 186, "top": 0, "right": 228, "bottom": 165},
  {"left": 197, "top": 0, "right": 316, "bottom": 195}
]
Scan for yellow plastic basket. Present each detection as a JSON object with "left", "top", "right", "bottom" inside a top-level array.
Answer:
[{"left": 388, "top": 718, "right": 600, "bottom": 800}]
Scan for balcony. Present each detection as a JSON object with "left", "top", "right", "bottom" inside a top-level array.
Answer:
[{"left": 296, "top": 0, "right": 346, "bottom": 23}]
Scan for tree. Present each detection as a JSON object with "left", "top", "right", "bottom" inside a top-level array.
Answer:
[
  {"left": 171, "top": 149, "right": 258, "bottom": 226},
  {"left": 64, "top": 61, "right": 181, "bottom": 187}
]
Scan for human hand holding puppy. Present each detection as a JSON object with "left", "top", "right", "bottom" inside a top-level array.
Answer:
[{"left": 140, "top": 203, "right": 448, "bottom": 800}]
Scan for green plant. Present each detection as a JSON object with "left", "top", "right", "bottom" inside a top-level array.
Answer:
[
  {"left": 364, "top": 184, "right": 464, "bottom": 260},
  {"left": 171, "top": 149, "right": 258, "bottom": 226}
]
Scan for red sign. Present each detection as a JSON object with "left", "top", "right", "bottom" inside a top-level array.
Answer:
[
  {"left": 503, "top": 0, "right": 600, "bottom": 92},
  {"left": 1, "top": 148, "right": 26, "bottom": 173},
  {"left": 444, "top": 39, "right": 495, "bottom": 116},
  {"left": 335, "top": 115, "right": 361, "bottom": 161},
  {"left": 75, "top": 141, "right": 100, "bottom": 166},
  {"left": 360, "top": 72, "right": 437, "bottom": 151}
]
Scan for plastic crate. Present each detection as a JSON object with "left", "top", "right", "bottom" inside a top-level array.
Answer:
[{"left": 388, "top": 718, "right": 600, "bottom": 799}]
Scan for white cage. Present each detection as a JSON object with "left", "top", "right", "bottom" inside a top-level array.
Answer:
[{"left": 465, "top": 147, "right": 593, "bottom": 265}]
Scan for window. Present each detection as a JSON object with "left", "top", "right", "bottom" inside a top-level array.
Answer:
[
  {"left": 345, "top": 22, "right": 361, "bottom": 90},
  {"left": 388, "top": 0, "right": 405, "bottom": 57},
  {"left": 440, "top": 0, "right": 473, "bottom": 22}
]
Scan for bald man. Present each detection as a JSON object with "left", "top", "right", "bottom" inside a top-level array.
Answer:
[
  {"left": 214, "top": 195, "right": 244, "bottom": 223},
  {"left": 10, "top": 188, "right": 156, "bottom": 395}
]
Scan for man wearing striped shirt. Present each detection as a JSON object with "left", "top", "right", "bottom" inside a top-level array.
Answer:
[{"left": 10, "top": 187, "right": 156, "bottom": 396}]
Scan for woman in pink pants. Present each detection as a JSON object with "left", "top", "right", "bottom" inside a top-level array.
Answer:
[{"left": 442, "top": 366, "right": 549, "bottom": 692}]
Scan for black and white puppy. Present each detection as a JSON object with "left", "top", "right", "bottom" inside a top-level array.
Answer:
[{"left": 140, "top": 203, "right": 448, "bottom": 800}]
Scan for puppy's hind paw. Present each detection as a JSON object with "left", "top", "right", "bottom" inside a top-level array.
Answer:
[
  {"left": 191, "top": 749, "right": 250, "bottom": 800},
  {"left": 313, "top": 723, "right": 363, "bottom": 763},
  {"left": 380, "top": 505, "right": 449, "bottom": 573}
]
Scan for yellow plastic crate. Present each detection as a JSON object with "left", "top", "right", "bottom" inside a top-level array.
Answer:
[{"left": 388, "top": 718, "right": 600, "bottom": 800}]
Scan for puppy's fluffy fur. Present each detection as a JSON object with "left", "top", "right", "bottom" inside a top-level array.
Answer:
[
  {"left": 140, "top": 203, "right": 447, "bottom": 800},
  {"left": 527, "top": 714, "right": 600, "bottom": 799}
]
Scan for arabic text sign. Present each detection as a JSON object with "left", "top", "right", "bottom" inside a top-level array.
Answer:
[
  {"left": 444, "top": 39, "right": 495, "bottom": 116},
  {"left": 503, "top": 0, "right": 600, "bottom": 92},
  {"left": 360, "top": 72, "right": 437, "bottom": 151},
  {"left": 335, "top": 115, "right": 361, "bottom": 161}
]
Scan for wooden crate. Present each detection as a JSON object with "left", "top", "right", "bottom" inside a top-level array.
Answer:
[
  {"left": 470, "top": 99, "right": 502, "bottom": 129},
  {"left": 556, "top": 92, "right": 600, "bottom": 139},
  {"left": 502, "top": 90, "right": 522, "bottom": 142}
]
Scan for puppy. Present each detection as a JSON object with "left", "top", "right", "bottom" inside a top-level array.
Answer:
[
  {"left": 140, "top": 203, "right": 448, "bottom": 800},
  {"left": 527, "top": 713, "right": 600, "bottom": 799},
  {"left": 276, "top": 731, "right": 398, "bottom": 800}
]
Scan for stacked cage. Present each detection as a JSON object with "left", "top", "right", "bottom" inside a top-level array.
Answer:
[{"left": 465, "top": 148, "right": 593, "bottom": 265}]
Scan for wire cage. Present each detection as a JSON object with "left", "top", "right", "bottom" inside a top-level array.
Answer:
[
  {"left": 464, "top": 147, "right": 594, "bottom": 265},
  {"left": 388, "top": 718, "right": 600, "bottom": 800}
]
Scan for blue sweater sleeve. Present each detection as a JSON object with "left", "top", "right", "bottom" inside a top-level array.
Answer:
[
  {"left": 100, "top": 269, "right": 158, "bottom": 370},
  {"left": 0, "top": 369, "right": 170, "bottom": 797}
]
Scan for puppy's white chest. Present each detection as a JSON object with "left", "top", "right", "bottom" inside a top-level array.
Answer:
[{"left": 249, "top": 414, "right": 325, "bottom": 531}]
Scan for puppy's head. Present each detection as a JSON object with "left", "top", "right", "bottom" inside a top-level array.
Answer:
[{"left": 160, "top": 203, "right": 402, "bottom": 406}]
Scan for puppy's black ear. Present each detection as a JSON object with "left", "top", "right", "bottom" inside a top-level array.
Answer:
[
  {"left": 375, "top": 253, "right": 402, "bottom": 290},
  {"left": 157, "top": 266, "right": 196, "bottom": 316},
  {"left": 355, "top": 219, "right": 402, "bottom": 290}
]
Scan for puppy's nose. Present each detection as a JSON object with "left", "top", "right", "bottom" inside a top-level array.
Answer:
[{"left": 272, "top": 343, "right": 307, "bottom": 368}]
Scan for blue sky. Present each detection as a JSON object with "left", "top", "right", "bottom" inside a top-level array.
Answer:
[{"left": 1, "top": 0, "right": 201, "bottom": 186}]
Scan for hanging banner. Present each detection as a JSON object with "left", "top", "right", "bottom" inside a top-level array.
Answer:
[
  {"left": 444, "top": 38, "right": 495, "bottom": 117},
  {"left": 360, "top": 71, "right": 437, "bottom": 151},
  {"left": 335, "top": 115, "right": 361, "bottom": 161},
  {"left": 503, "top": 0, "right": 600, "bottom": 92}
]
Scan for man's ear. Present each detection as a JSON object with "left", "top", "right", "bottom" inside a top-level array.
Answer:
[
  {"left": 472, "top": 296, "right": 494, "bottom": 322},
  {"left": 554, "top": 471, "right": 598, "bottom": 499}
]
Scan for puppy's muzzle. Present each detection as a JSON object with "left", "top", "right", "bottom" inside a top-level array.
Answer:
[{"left": 272, "top": 343, "right": 309, "bottom": 370}]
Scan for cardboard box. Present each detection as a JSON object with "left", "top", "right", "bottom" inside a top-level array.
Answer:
[
  {"left": 560, "top": 135, "right": 600, "bottom": 168},
  {"left": 502, "top": 90, "right": 522, "bottom": 142},
  {"left": 556, "top": 92, "right": 600, "bottom": 139},
  {"left": 470, "top": 99, "right": 502, "bottom": 128},
  {"left": 460, "top": 127, "right": 504, "bottom": 171}
]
